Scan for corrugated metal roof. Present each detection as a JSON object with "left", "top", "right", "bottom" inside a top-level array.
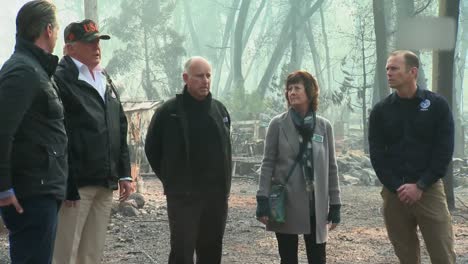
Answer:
[{"left": 122, "top": 100, "right": 163, "bottom": 113}]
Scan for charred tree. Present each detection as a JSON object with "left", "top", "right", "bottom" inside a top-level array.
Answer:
[
  {"left": 232, "top": 0, "right": 251, "bottom": 101},
  {"left": 212, "top": 0, "right": 241, "bottom": 96},
  {"left": 372, "top": 0, "right": 389, "bottom": 105},
  {"left": 433, "top": 0, "right": 460, "bottom": 210},
  {"left": 257, "top": 0, "right": 325, "bottom": 98},
  {"left": 84, "top": 0, "right": 98, "bottom": 21}
]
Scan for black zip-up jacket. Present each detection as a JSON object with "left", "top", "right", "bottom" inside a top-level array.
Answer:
[
  {"left": 368, "top": 88, "right": 454, "bottom": 192},
  {"left": 0, "top": 38, "right": 68, "bottom": 200},
  {"left": 145, "top": 89, "right": 232, "bottom": 196},
  {"left": 54, "top": 56, "right": 131, "bottom": 199}
]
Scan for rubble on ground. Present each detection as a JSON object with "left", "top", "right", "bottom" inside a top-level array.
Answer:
[
  {"left": 229, "top": 119, "right": 468, "bottom": 188},
  {"left": 112, "top": 192, "right": 147, "bottom": 217}
]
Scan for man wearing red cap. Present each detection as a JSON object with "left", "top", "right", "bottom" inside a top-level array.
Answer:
[{"left": 52, "top": 19, "right": 133, "bottom": 264}]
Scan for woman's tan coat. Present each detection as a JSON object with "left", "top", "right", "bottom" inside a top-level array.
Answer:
[{"left": 257, "top": 111, "right": 341, "bottom": 243}]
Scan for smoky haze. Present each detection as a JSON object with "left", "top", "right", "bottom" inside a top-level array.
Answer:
[{"left": 0, "top": 0, "right": 467, "bottom": 156}]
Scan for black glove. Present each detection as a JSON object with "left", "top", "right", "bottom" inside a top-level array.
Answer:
[
  {"left": 256, "top": 196, "right": 270, "bottom": 218},
  {"left": 327, "top": 204, "right": 341, "bottom": 224}
]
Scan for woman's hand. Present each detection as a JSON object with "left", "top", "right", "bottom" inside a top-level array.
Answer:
[
  {"left": 327, "top": 204, "right": 341, "bottom": 231},
  {"left": 256, "top": 196, "right": 270, "bottom": 225},
  {"left": 257, "top": 216, "right": 269, "bottom": 225}
]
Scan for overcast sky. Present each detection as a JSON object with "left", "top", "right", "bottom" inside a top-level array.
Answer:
[
  {"left": 0, "top": 1, "right": 29, "bottom": 64},
  {"left": 0, "top": 0, "right": 84, "bottom": 66}
]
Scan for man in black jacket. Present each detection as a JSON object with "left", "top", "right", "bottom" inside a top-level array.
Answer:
[
  {"left": 369, "top": 50, "right": 456, "bottom": 263},
  {"left": 0, "top": 1, "right": 67, "bottom": 263},
  {"left": 52, "top": 19, "right": 133, "bottom": 264},
  {"left": 145, "top": 56, "right": 232, "bottom": 264}
]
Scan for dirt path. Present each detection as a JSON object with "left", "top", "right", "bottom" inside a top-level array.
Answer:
[
  {"left": 1, "top": 177, "right": 467, "bottom": 263},
  {"left": 101, "top": 177, "right": 468, "bottom": 264}
]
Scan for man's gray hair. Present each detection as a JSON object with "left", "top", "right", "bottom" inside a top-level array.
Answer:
[{"left": 183, "top": 56, "right": 210, "bottom": 74}]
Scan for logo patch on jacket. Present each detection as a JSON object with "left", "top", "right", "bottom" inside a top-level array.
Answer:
[{"left": 419, "top": 99, "right": 430, "bottom": 111}]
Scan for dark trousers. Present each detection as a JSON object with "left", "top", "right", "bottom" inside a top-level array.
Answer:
[
  {"left": 0, "top": 195, "right": 61, "bottom": 264},
  {"left": 275, "top": 214, "right": 326, "bottom": 264},
  {"left": 167, "top": 193, "right": 228, "bottom": 264}
]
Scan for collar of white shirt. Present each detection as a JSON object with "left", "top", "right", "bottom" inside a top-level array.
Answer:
[{"left": 70, "top": 57, "right": 107, "bottom": 101}]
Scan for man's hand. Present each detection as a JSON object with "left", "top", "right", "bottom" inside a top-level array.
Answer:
[
  {"left": 64, "top": 200, "right": 79, "bottom": 208},
  {"left": 256, "top": 216, "right": 269, "bottom": 225},
  {"left": 0, "top": 195, "right": 23, "bottom": 214},
  {"left": 118, "top": 180, "right": 134, "bottom": 202},
  {"left": 397, "top": 183, "right": 422, "bottom": 205}
]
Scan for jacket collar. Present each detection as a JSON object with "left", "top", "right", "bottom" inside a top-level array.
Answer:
[
  {"left": 58, "top": 55, "right": 80, "bottom": 79},
  {"left": 389, "top": 86, "right": 426, "bottom": 104},
  {"left": 182, "top": 85, "right": 212, "bottom": 112},
  {"left": 14, "top": 37, "right": 58, "bottom": 77}
]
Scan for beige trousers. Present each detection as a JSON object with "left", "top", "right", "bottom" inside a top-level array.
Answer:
[
  {"left": 53, "top": 186, "right": 113, "bottom": 264},
  {"left": 381, "top": 180, "right": 456, "bottom": 264}
]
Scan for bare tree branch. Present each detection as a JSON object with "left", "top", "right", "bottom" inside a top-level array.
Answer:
[
  {"left": 452, "top": 214, "right": 468, "bottom": 220},
  {"left": 413, "top": 0, "right": 433, "bottom": 16},
  {"left": 457, "top": 196, "right": 468, "bottom": 209}
]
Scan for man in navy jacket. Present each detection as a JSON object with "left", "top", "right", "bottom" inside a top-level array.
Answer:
[{"left": 369, "top": 50, "right": 456, "bottom": 264}]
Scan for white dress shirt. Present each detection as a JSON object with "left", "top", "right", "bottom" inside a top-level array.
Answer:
[{"left": 70, "top": 57, "right": 107, "bottom": 101}]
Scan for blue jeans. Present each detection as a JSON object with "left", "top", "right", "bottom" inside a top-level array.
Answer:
[{"left": 0, "top": 195, "right": 61, "bottom": 264}]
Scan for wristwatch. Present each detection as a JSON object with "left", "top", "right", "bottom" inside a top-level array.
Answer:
[{"left": 416, "top": 181, "right": 427, "bottom": 191}]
